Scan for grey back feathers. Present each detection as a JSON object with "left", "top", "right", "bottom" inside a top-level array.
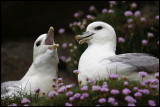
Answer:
[{"left": 107, "top": 53, "right": 159, "bottom": 73}]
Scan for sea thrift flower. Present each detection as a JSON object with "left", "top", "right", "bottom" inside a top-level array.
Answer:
[
  {"left": 144, "top": 79, "right": 151, "bottom": 84},
  {"left": 34, "top": 87, "right": 40, "bottom": 93},
  {"left": 58, "top": 86, "right": 66, "bottom": 93},
  {"left": 131, "top": 2, "right": 137, "bottom": 8},
  {"left": 127, "top": 18, "right": 133, "bottom": 23},
  {"left": 73, "top": 21, "right": 77, "bottom": 26},
  {"left": 125, "top": 96, "right": 137, "bottom": 104},
  {"left": 148, "top": 100, "right": 156, "bottom": 106},
  {"left": 147, "top": 32, "right": 154, "bottom": 38},
  {"left": 118, "top": 37, "right": 125, "bottom": 43},
  {"left": 108, "top": 9, "right": 114, "bottom": 13},
  {"left": 24, "top": 104, "right": 29, "bottom": 106},
  {"left": 142, "top": 89, "right": 150, "bottom": 95},
  {"left": 110, "top": 89, "right": 119, "bottom": 95},
  {"left": 74, "top": 12, "right": 79, "bottom": 18},
  {"left": 69, "top": 97, "right": 75, "bottom": 102},
  {"left": 82, "top": 93, "right": 89, "bottom": 98},
  {"left": 109, "top": 74, "right": 119, "bottom": 79},
  {"left": 122, "top": 88, "right": 131, "bottom": 95},
  {"left": 155, "top": 73, "right": 159, "bottom": 79},
  {"left": 73, "top": 93, "right": 81, "bottom": 98},
  {"left": 8, "top": 103, "right": 17, "bottom": 106},
  {"left": 65, "top": 102, "right": 72, "bottom": 106},
  {"left": 140, "top": 82, "right": 146, "bottom": 87},
  {"left": 140, "top": 17, "right": 146, "bottom": 22},
  {"left": 58, "top": 28, "right": 65, "bottom": 34},
  {"left": 48, "top": 91, "right": 58, "bottom": 99},
  {"left": 102, "top": 8, "right": 107, "bottom": 14},
  {"left": 133, "top": 87, "right": 138, "bottom": 91},
  {"left": 124, "top": 11, "right": 133, "bottom": 17},
  {"left": 60, "top": 56, "right": 66, "bottom": 61},
  {"left": 108, "top": 97, "right": 115, "bottom": 104},
  {"left": 134, "top": 11, "right": 141, "bottom": 17},
  {"left": 155, "top": 15, "right": 159, "bottom": 20},
  {"left": 150, "top": 79, "right": 159, "bottom": 85},
  {"left": 113, "top": 102, "right": 118, "bottom": 106},
  {"left": 142, "top": 40, "right": 148, "bottom": 45},
  {"left": 128, "top": 103, "right": 136, "bottom": 106},
  {"left": 92, "top": 85, "right": 101, "bottom": 91},
  {"left": 58, "top": 78, "right": 63, "bottom": 83},
  {"left": 62, "top": 43, "right": 67, "bottom": 49},
  {"left": 109, "top": 1, "right": 116, "bottom": 5},
  {"left": 80, "top": 96, "right": 85, "bottom": 100},
  {"left": 102, "top": 82, "right": 108, "bottom": 88},
  {"left": 66, "top": 91, "right": 73, "bottom": 97},
  {"left": 73, "top": 70, "right": 79, "bottom": 74},
  {"left": 150, "top": 85, "right": 158, "bottom": 90},
  {"left": 80, "top": 25, "right": 85, "bottom": 30},
  {"left": 89, "top": 79, "right": 96, "bottom": 85},
  {"left": 21, "top": 98, "right": 30, "bottom": 104},
  {"left": 66, "top": 84, "right": 73, "bottom": 90},
  {"left": 139, "top": 71, "right": 148, "bottom": 77},
  {"left": 99, "top": 98, "right": 106, "bottom": 104},
  {"left": 81, "top": 86, "right": 88, "bottom": 91},
  {"left": 86, "top": 15, "right": 92, "bottom": 19},
  {"left": 124, "top": 81, "right": 129, "bottom": 86},
  {"left": 134, "top": 92, "right": 142, "bottom": 98},
  {"left": 101, "top": 87, "right": 109, "bottom": 92},
  {"left": 128, "top": 24, "right": 133, "bottom": 28},
  {"left": 89, "top": 5, "right": 96, "bottom": 12}
]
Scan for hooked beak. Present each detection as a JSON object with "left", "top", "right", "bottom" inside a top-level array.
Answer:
[
  {"left": 45, "top": 26, "right": 59, "bottom": 50},
  {"left": 75, "top": 31, "right": 94, "bottom": 44}
]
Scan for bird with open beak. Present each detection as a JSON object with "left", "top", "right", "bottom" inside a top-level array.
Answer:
[{"left": 1, "top": 26, "right": 59, "bottom": 98}]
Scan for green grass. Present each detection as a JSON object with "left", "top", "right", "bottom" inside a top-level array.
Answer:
[{"left": 1, "top": 79, "right": 159, "bottom": 106}]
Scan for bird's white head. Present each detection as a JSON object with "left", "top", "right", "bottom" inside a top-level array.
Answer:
[
  {"left": 33, "top": 27, "right": 59, "bottom": 65},
  {"left": 76, "top": 21, "right": 117, "bottom": 51}
]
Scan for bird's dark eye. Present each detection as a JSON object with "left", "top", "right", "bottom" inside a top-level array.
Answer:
[
  {"left": 95, "top": 26, "right": 103, "bottom": 30},
  {"left": 36, "top": 41, "right": 41, "bottom": 47}
]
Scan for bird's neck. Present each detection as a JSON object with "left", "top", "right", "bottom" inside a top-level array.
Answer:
[{"left": 80, "top": 42, "right": 116, "bottom": 64}]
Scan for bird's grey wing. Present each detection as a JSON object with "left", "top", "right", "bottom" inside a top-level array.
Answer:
[
  {"left": 1, "top": 81, "right": 20, "bottom": 95},
  {"left": 106, "top": 53, "right": 159, "bottom": 73}
]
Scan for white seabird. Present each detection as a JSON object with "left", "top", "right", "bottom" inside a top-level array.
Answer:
[
  {"left": 76, "top": 21, "right": 159, "bottom": 85},
  {"left": 1, "top": 27, "right": 59, "bottom": 97}
]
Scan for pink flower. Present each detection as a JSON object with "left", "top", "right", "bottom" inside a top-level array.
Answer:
[
  {"left": 101, "top": 87, "right": 109, "bottom": 92},
  {"left": 148, "top": 100, "right": 156, "bottom": 106},
  {"left": 62, "top": 43, "right": 67, "bottom": 49},
  {"left": 108, "top": 9, "right": 114, "bottom": 13},
  {"left": 69, "top": 97, "right": 75, "bottom": 102},
  {"left": 150, "top": 85, "right": 158, "bottom": 90},
  {"left": 108, "top": 97, "right": 115, "bottom": 104},
  {"left": 73, "top": 93, "right": 81, "bottom": 98},
  {"left": 109, "top": 1, "right": 116, "bottom": 5},
  {"left": 74, "top": 12, "right": 79, "bottom": 18},
  {"left": 80, "top": 25, "right": 85, "bottom": 30},
  {"left": 65, "top": 102, "right": 72, "bottom": 106},
  {"left": 155, "top": 15, "right": 159, "bottom": 20},
  {"left": 109, "top": 74, "right": 119, "bottom": 79},
  {"left": 122, "top": 88, "right": 131, "bottom": 95},
  {"left": 134, "top": 11, "right": 141, "bottom": 17},
  {"left": 66, "top": 91, "right": 73, "bottom": 97},
  {"left": 81, "top": 86, "right": 88, "bottom": 91},
  {"left": 142, "top": 89, "right": 150, "bottom": 95},
  {"left": 131, "top": 2, "right": 137, "bottom": 8},
  {"left": 127, "top": 18, "right": 133, "bottom": 23},
  {"left": 133, "top": 87, "right": 138, "bottom": 91},
  {"left": 66, "top": 84, "right": 73, "bottom": 90},
  {"left": 128, "top": 24, "right": 133, "bottom": 28},
  {"left": 140, "top": 82, "right": 146, "bottom": 87},
  {"left": 8, "top": 103, "right": 17, "bottom": 106},
  {"left": 128, "top": 103, "right": 136, "bottom": 106},
  {"left": 58, "top": 28, "right": 65, "bottom": 34},
  {"left": 82, "top": 93, "right": 89, "bottom": 98},
  {"left": 80, "top": 96, "right": 85, "bottom": 100},
  {"left": 102, "top": 8, "right": 107, "bottom": 14},
  {"left": 124, "top": 11, "right": 133, "bottom": 17},
  {"left": 138, "top": 71, "right": 148, "bottom": 77},
  {"left": 48, "top": 91, "right": 58, "bottom": 99},
  {"left": 34, "top": 87, "right": 40, "bottom": 93},
  {"left": 21, "top": 98, "right": 30, "bottom": 104},
  {"left": 140, "top": 17, "right": 146, "bottom": 22},
  {"left": 58, "top": 78, "right": 63, "bottom": 83},
  {"left": 92, "top": 85, "right": 101, "bottom": 91},
  {"left": 155, "top": 72, "right": 159, "bottom": 78},
  {"left": 124, "top": 81, "right": 129, "bottom": 86},
  {"left": 142, "top": 40, "right": 148, "bottom": 45},
  {"left": 99, "top": 98, "right": 106, "bottom": 104},
  {"left": 110, "top": 89, "right": 119, "bottom": 95},
  {"left": 134, "top": 92, "right": 142, "bottom": 98},
  {"left": 60, "top": 56, "right": 66, "bottom": 62},
  {"left": 58, "top": 86, "right": 66, "bottom": 93},
  {"left": 125, "top": 96, "right": 137, "bottom": 104},
  {"left": 118, "top": 37, "right": 125, "bottom": 43},
  {"left": 89, "top": 5, "right": 96, "bottom": 12},
  {"left": 73, "top": 70, "right": 80, "bottom": 74},
  {"left": 147, "top": 32, "right": 154, "bottom": 38}
]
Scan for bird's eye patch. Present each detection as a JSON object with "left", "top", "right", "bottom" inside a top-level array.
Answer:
[
  {"left": 95, "top": 26, "right": 103, "bottom": 30},
  {"left": 36, "top": 41, "right": 41, "bottom": 47}
]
